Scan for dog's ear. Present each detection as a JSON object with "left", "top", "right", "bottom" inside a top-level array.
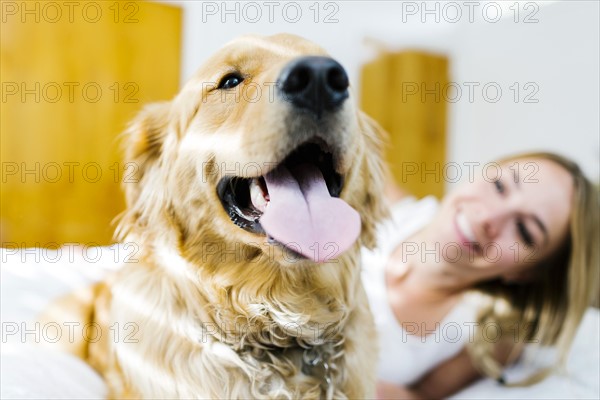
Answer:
[
  {"left": 122, "top": 102, "right": 172, "bottom": 204},
  {"left": 356, "top": 112, "right": 391, "bottom": 250},
  {"left": 116, "top": 102, "right": 172, "bottom": 239}
]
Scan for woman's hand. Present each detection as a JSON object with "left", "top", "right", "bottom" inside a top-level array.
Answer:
[{"left": 376, "top": 381, "right": 422, "bottom": 400}]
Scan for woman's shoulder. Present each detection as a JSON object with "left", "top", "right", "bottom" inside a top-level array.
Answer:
[
  {"left": 362, "top": 195, "right": 440, "bottom": 264},
  {"left": 387, "top": 195, "right": 439, "bottom": 231}
]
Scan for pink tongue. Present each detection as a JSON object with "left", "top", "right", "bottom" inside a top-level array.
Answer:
[{"left": 260, "top": 164, "right": 361, "bottom": 263}]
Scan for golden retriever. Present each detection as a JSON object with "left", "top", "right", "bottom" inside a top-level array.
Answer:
[{"left": 44, "top": 33, "right": 388, "bottom": 399}]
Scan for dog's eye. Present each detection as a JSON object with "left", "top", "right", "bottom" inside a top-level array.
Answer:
[{"left": 218, "top": 73, "right": 244, "bottom": 89}]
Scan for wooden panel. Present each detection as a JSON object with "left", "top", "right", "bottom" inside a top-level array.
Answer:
[
  {"left": 360, "top": 54, "right": 392, "bottom": 133},
  {"left": 1, "top": 1, "right": 182, "bottom": 246},
  {"left": 361, "top": 51, "right": 448, "bottom": 199}
]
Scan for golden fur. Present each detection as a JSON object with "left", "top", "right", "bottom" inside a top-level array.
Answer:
[{"left": 44, "top": 34, "right": 388, "bottom": 399}]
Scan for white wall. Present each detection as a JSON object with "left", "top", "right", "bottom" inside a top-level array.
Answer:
[
  {"left": 169, "top": 1, "right": 460, "bottom": 85},
  {"left": 448, "top": 0, "right": 600, "bottom": 184},
  {"left": 164, "top": 0, "right": 599, "bottom": 183}
]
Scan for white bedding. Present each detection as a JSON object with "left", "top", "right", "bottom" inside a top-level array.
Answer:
[{"left": 1, "top": 246, "right": 599, "bottom": 399}]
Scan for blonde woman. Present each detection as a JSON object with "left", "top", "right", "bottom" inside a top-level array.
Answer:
[{"left": 363, "top": 152, "right": 599, "bottom": 399}]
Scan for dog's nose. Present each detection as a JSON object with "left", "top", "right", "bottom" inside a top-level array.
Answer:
[{"left": 278, "top": 56, "right": 349, "bottom": 118}]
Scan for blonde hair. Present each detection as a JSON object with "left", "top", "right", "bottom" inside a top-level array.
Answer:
[{"left": 467, "top": 152, "right": 599, "bottom": 385}]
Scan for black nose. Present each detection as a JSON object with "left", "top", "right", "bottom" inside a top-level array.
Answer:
[{"left": 278, "top": 56, "right": 349, "bottom": 118}]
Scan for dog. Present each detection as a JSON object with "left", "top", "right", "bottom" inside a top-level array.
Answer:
[{"left": 44, "top": 33, "right": 388, "bottom": 399}]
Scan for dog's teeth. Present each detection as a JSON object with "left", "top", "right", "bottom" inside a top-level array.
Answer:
[{"left": 250, "top": 178, "right": 268, "bottom": 212}]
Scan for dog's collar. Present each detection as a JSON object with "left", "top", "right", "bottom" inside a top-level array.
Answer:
[
  {"left": 301, "top": 341, "right": 339, "bottom": 399},
  {"left": 203, "top": 324, "right": 343, "bottom": 397}
]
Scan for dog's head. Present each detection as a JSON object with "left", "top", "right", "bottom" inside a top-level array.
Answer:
[{"left": 117, "top": 34, "right": 387, "bottom": 268}]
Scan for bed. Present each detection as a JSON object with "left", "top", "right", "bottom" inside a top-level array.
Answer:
[{"left": 1, "top": 246, "right": 598, "bottom": 399}]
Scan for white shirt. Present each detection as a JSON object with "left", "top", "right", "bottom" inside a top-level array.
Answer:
[{"left": 361, "top": 196, "right": 479, "bottom": 386}]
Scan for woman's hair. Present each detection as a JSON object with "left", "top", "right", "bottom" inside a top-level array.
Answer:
[{"left": 467, "top": 151, "right": 599, "bottom": 385}]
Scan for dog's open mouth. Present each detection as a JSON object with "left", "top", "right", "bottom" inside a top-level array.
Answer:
[
  {"left": 217, "top": 141, "right": 342, "bottom": 233},
  {"left": 217, "top": 140, "right": 361, "bottom": 263}
]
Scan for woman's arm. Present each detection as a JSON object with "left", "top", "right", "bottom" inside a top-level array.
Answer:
[
  {"left": 377, "top": 341, "right": 524, "bottom": 399},
  {"left": 376, "top": 381, "right": 424, "bottom": 399},
  {"left": 376, "top": 349, "right": 480, "bottom": 399},
  {"left": 407, "top": 348, "right": 481, "bottom": 398}
]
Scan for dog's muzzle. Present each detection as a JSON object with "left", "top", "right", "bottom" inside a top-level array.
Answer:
[{"left": 216, "top": 57, "right": 361, "bottom": 263}]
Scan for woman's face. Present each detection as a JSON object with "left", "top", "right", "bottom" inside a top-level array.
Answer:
[{"left": 430, "top": 158, "right": 574, "bottom": 282}]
